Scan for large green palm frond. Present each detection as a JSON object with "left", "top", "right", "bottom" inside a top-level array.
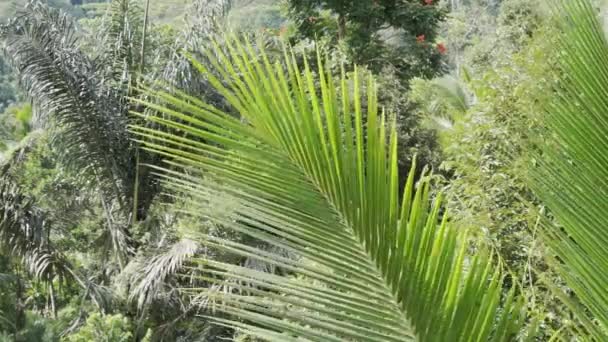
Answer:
[
  {"left": 132, "top": 37, "right": 528, "bottom": 341},
  {"left": 530, "top": 0, "right": 608, "bottom": 337}
]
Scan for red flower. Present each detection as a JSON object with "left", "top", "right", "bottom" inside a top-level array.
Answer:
[
  {"left": 416, "top": 34, "right": 426, "bottom": 43},
  {"left": 437, "top": 43, "right": 447, "bottom": 54},
  {"left": 425, "top": 0, "right": 433, "bottom": 4}
]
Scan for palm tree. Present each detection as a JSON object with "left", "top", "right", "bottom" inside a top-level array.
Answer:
[
  {"left": 0, "top": 1, "right": 247, "bottom": 339},
  {"left": 131, "top": 36, "right": 529, "bottom": 341},
  {"left": 0, "top": 1, "right": 136, "bottom": 263},
  {"left": 0, "top": 0, "right": 151, "bottom": 334},
  {"left": 133, "top": 0, "right": 608, "bottom": 337}
]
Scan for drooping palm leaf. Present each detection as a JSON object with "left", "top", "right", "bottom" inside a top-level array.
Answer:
[
  {"left": 0, "top": 137, "right": 119, "bottom": 321},
  {"left": 132, "top": 37, "right": 527, "bottom": 341},
  {"left": 529, "top": 0, "right": 608, "bottom": 337},
  {"left": 1, "top": 1, "right": 132, "bottom": 205},
  {"left": 0, "top": 133, "right": 71, "bottom": 283},
  {"left": 126, "top": 238, "right": 200, "bottom": 311}
]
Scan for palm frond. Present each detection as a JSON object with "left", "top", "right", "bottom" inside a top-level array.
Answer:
[
  {"left": 99, "top": 0, "right": 144, "bottom": 85},
  {"left": 529, "top": 0, "right": 608, "bottom": 337},
  {"left": 0, "top": 1, "right": 134, "bottom": 260},
  {"left": 0, "top": 136, "right": 116, "bottom": 314},
  {"left": 0, "top": 134, "right": 72, "bottom": 283},
  {"left": 422, "top": 75, "right": 470, "bottom": 131},
  {"left": 432, "top": 75, "right": 470, "bottom": 113},
  {"left": 132, "top": 37, "right": 527, "bottom": 341},
  {"left": 126, "top": 238, "right": 200, "bottom": 311},
  {"left": 158, "top": 0, "right": 232, "bottom": 101},
  {"left": 78, "top": 278, "right": 115, "bottom": 312}
]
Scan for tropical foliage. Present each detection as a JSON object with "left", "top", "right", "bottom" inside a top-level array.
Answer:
[
  {"left": 132, "top": 38, "right": 528, "bottom": 340},
  {"left": 528, "top": 0, "right": 608, "bottom": 337},
  {"left": 285, "top": 0, "right": 447, "bottom": 80},
  {"left": 0, "top": 0, "right": 607, "bottom": 340}
]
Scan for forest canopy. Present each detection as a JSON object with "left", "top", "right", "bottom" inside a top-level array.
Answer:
[{"left": 0, "top": 0, "right": 607, "bottom": 341}]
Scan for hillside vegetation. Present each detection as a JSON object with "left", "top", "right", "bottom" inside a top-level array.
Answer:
[{"left": 1, "top": 0, "right": 608, "bottom": 341}]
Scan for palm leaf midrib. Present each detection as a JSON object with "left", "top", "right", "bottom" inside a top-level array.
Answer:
[
  {"left": 160, "top": 124, "right": 413, "bottom": 310},
  {"left": 139, "top": 104, "right": 417, "bottom": 339},
  {"left": 228, "top": 94, "right": 418, "bottom": 337},
  {"left": 133, "top": 34, "right": 530, "bottom": 340}
]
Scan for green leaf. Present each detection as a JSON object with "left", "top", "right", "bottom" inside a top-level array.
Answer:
[
  {"left": 531, "top": 0, "right": 608, "bottom": 338},
  {"left": 132, "top": 36, "right": 526, "bottom": 341}
]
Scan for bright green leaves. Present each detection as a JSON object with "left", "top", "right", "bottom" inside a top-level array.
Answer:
[
  {"left": 530, "top": 0, "right": 608, "bottom": 338},
  {"left": 132, "top": 36, "right": 526, "bottom": 341}
]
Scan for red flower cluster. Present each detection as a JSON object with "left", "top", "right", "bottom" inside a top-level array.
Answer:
[
  {"left": 437, "top": 43, "right": 447, "bottom": 54},
  {"left": 416, "top": 34, "right": 426, "bottom": 43},
  {"left": 424, "top": 0, "right": 433, "bottom": 5}
]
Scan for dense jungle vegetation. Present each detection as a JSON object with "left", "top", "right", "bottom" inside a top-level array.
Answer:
[{"left": 0, "top": 0, "right": 607, "bottom": 340}]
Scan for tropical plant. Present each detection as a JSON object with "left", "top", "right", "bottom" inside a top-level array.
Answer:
[
  {"left": 0, "top": 134, "right": 72, "bottom": 285},
  {"left": 0, "top": 134, "right": 77, "bottom": 335},
  {"left": 158, "top": 0, "right": 233, "bottom": 99},
  {"left": 0, "top": 56, "right": 19, "bottom": 113},
  {"left": 101, "top": 0, "right": 145, "bottom": 85},
  {"left": 0, "top": 0, "right": 137, "bottom": 264},
  {"left": 285, "top": 0, "right": 447, "bottom": 81},
  {"left": 0, "top": 0, "right": 156, "bottom": 336},
  {"left": 131, "top": 37, "right": 530, "bottom": 341},
  {"left": 0, "top": 134, "right": 120, "bottom": 332},
  {"left": 409, "top": 0, "right": 558, "bottom": 274},
  {"left": 282, "top": 0, "right": 448, "bottom": 185},
  {"left": 2, "top": 0, "right": 608, "bottom": 340},
  {"left": 0, "top": 1, "right": 247, "bottom": 339},
  {"left": 528, "top": 0, "right": 608, "bottom": 338},
  {"left": 65, "top": 313, "right": 134, "bottom": 342}
]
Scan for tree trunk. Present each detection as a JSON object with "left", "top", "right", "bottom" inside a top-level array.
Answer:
[
  {"left": 49, "top": 283, "right": 57, "bottom": 319},
  {"left": 14, "top": 275, "right": 25, "bottom": 332},
  {"left": 338, "top": 14, "right": 347, "bottom": 41}
]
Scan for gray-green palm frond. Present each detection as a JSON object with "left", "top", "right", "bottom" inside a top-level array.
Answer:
[
  {"left": 0, "top": 136, "right": 114, "bottom": 313},
  {"left": 0, "top": 0, "right": 134, "bottom": 260},
  {"left": 159, "top": 0, "right": 232, "bottom": 101},
  {"left": 529, "top": 0, "right": 608, "bottom": 338},
  {"left": 1, "top": 1, "right": 132, "bottom": 204},
  {"left": 0, "top": 134, "right": 72, "bottom": 283},
  {"left": 125, "top": 238, "right": 200, "bottom": 311},
  {"left": 132, "top": 37, "right": 528, "bottom": 341},
  {"left": 100, "top": 0, "right": 144, "bottom": 85}
]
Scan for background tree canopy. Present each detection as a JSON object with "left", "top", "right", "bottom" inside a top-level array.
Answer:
[{"left": 0, "top": 0, "right": 607, "bottom": 341}]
